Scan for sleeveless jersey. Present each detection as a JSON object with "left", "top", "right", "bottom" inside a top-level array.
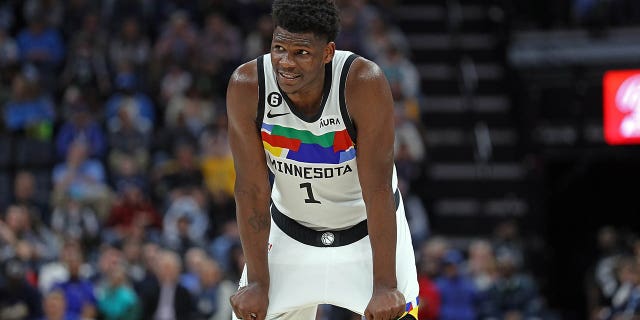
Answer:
[{"left": 257, "top": 50, "right": 398, "bottom": 230}]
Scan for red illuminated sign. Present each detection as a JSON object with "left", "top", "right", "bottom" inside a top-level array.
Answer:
[{"left": 604, "top": 70, "right": 640, "bottom": 145}]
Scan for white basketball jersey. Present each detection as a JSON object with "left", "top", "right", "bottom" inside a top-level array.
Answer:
[{"left": 258, "top": 50, "right": 398, "bottom": 230}]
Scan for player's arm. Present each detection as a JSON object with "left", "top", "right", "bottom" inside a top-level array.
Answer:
[
  {"left": 227, "top": 60, "right": 271, "bottom": 320},
  {"left": 346, "top": 57, "right": 406, "bottom": 319}
]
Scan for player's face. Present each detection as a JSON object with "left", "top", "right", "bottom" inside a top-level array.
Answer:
[{"left": 270, "top": 26, "right": 334, "bottom": 95}]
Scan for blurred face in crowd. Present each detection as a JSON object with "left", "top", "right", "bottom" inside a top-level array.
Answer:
[
  {"left": 156, "top": 251, "right": 181, "bottom": 284},
  {"left": 198, "top": 259, "right": 222, "bottom": 287},
  {"left": 5, "top": 205, "right": 29, "bottom": 232},
  {"left": 43, "top": 290, "right": 67, "bottom": 320},
  {"left": 14, "top": 171, "right": 36, "bottom": 200}
]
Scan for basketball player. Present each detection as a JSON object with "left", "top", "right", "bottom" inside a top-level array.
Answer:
[{"left": 226, "top": 1, "right": 419, "bottom": 319}]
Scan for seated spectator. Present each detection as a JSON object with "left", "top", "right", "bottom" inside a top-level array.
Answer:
[
  {"left": 63, "top": 11, "right": 110, "bottom": 92},
  {"left": 0, "top": 27, "right": 18, "bottom": 69},
  {"left": 199, "top": 122, "right": 235, "bottom": 233},
  {"left": 40, "top": 289, "right": 73, "bottom": 320},
  {"left": 3, "top": 71, "right": 55, "bottom": 141},
  {"left": 165, "top": 84, "right": 215, "bottom": 139},
  {"left": 16, "top": 12, "right": 64, "bottom": 77},
  {"left": 108, "top": 17, "right": 151, "bottom": 77},
  {"left": 194, "top": 258, "right": 236, "bottom": 320},
  {"left": 435, "top": 249, "right": 478, "bottom": 320},
  {"left": 153, "top": 141, "right": 205, "bottom": 205},
  {"left": 96, "top": 262, "right": 140, "bottom": 320},
  {"left": 105, "top": 70, "right": 155, "bottom": 136},
  {"left": 38, "top": 240, "right": 92, "bottom": 294},
  {"left": 153, "top": 10, "right": 199, "bottom": 67},
  {"left": 51, "top": 246, "right": 97, "bottom": 320},
  {"left": 0, "top": 204, "right": 58, "bottom": 263},
  {"left": 0, "top": 258, "right": 43, "bottom": 319},
  {"left": 180, "top": 247, "right": 208, "bottom": 295},
  {"left": 162, "top": 195, "right": 208, "bottom": 253},
  {"left": 10, "top": 170, "right": 50, "bottom": 226},
  {"left": 50, "top": 196, "right": 100, "bottom": 251},
  {"left": 159, "top": 62, "right": 192, "bottom": 105},
  {"left": 482, "top": 250, "right": 544, "bottom": 318},
  {"left": 141, "top": 250, "right": 194, "bottom": 319},
  {"left": 107, "top": 104, "right": 152, "bottom": 176},
  {"left": 55, "top": 101, "right": 107, "bottom": 161},
  {"left": 51, "top": 140, "right": 113, "bottom": 220},
  {"left": 104, "top": 181, "right": 162, "bottom": 245}
]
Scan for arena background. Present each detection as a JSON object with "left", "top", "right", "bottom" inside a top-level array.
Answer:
[{"left": 0, "top": 0, "right": 639, "bottom": 319}]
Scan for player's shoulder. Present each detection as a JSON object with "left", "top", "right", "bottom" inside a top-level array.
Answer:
[
  {"left": 229, "top": 58, "right": 260, "bottom": 89},
  {"left": 346, "top": 54, "right": 385, "bottom": 84}
]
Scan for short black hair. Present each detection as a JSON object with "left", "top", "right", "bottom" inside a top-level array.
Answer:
[{"left": 272, "top": 0, "right": 340, "bottom": 42}]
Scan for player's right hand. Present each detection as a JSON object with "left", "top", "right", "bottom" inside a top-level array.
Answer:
[{"left": 230, "top": 282, "right": 269, "bottom": 320}]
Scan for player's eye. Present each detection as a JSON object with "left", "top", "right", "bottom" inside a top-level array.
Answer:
[{"left": 298, "top": 50, "right": 309, "bottom": 55}]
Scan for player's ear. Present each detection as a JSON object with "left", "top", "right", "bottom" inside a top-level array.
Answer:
[{"left": 324, "top": 42, "right": 336, "bottom": 64}]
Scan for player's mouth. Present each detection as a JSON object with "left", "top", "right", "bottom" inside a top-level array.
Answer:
[{"left": 277, "top": 71, "right": 301, "bottom": 85}]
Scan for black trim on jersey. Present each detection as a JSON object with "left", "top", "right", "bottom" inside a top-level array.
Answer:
[
  {"left": 256, "top": 56, "right": 266, "bottom": 129},
  {"left": 278, "top": 61, "right": 333, "bottom": 123},
  {"left": 339, "top": 54, "right": 359, "bottom": 145}
]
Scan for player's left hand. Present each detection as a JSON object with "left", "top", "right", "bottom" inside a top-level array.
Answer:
[{"left": 364, "top": 286, "right": 406, "bottom": 320}]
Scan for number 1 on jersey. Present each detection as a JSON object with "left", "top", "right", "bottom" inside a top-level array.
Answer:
[{"left": 300, "top": 182, "right": 321, "bottom": 204}]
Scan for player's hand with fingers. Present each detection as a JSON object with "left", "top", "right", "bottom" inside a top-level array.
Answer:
[
  {"left": 230, "top": 282, "right": 269, "bottom": 320},
  {"left": 364, "top": 286, "right": 406, "bottom": 320}
]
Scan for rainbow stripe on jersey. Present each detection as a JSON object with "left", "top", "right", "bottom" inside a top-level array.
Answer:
[{"left": 261, "top": 123, "right": 356, "bottom": 164}]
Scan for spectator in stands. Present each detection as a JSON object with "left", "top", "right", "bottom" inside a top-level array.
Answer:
[
  {"left": 51, "top": 140, "right": 113, "bottom": 220},
  {"left": 23, "top": 0, "right": 64, "bottom": 30},
  {"left": 0, "top": 258, "right": 43, "bottom": 319},
  {"left": 108, "top": 17, "right": 151, "bottom": 78},
  {"left": 40, "top": 289, "right": 71, "bottom": 320},
  {"left": 0, "top": 27, "right": 18, "bottom": 69},
  {"left": 362, "top": 14, "right": 410, "bottom": 61},
  {"left": 143, "top": 250, "right": 195, "bottom": 320},
  {"left": 50, "top": 195, "right": 100, "bottom": 251},
  {"left": 334, "top": 7, "right": 366, "bottom": 55},
  {"left": 104, "top": 180, "right": 162, "bottom": 245},
  {"left": 199, "top": 121, "right": 235, "bottom": 233},
  {"left": 107, "top": 105, "right": 152, "bottom": 179},
  {"left": 61, "top": 12, "right": 111, "bottom": 97},
  {"left": 417, "top": 237, "right": 448, "bottom": 320},
  {"left": 378, "top": 45, "right": 421, "bottom": 103},
  {"left": 207, "top": 221, "right": 240, "bottom": 276},
  {"left": 482, "top": 250, "right": 544, "bottom": 318},
  {"left": 243, "top": 14, "right": 273, "bottom": 61},
  {"left": 159, "top": 61, "right": 192, "bottom": 105},
  {"left": 55, "top": 100, "right": 107, "bottom": 161},
  {"left": 10, "top": 170, "right": 50, "bottom": 227},
  {"left": 194, "top": 258, "right": 238, "bottom": 320},
  {"left": 37, "top": 240, "right": 91, "bottom": 295},
  {"left": 0, "top": 204, "right": 57, "bottom": 263},
  {"left": 51, "top": 245, "right": 97, "bottom": 320},
  {"left": 153, "top": 10, "right": 199, "bottom": 68},
  {"left": 15, "top": 10, "right": 64, "bottom": 77},
  {"left": 162, "top": 199, "right": 208, "bottom": 258},
  {"left": 606, "top": 255, "right": 640, "bottom": 318},
  {"left": 3, "top": 71, "right": 55, "bottom": 141},
  {"left": 105, "top": 70, "right": 155, "bottom": 137},
  {"left": 153, "top": 141, "right": 205, "bottom": 205},
  {"left": 96, "top": 262, "right": 140, "bottom": 320},
  {"left": 198, "top": 12, "right": 243, "bottom": 81},
  {"left": 180, "top": 247, "right": 208, "bottom": 295},
  {"left": 435, "top": 249, "right": 478, "bottom": 320},
  {"left": 165, "top": 83, "right": 215, "bottom": 140}
]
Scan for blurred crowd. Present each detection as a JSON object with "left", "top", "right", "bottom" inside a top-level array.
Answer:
[
  {"left": 586, "top": 226, "right": 640, "bottom": 319},
  {"left": 0, "top": 0, "right": 562, "bottom": 319}
]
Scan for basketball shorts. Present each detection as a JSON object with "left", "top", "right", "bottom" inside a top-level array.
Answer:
[{"left": 233, "top": 192, "right": 420, "bottom": 320}]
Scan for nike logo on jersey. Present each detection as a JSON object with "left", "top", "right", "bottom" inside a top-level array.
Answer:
[{"left": 267, "top": 111, "right": 290, "bottom": 118}]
